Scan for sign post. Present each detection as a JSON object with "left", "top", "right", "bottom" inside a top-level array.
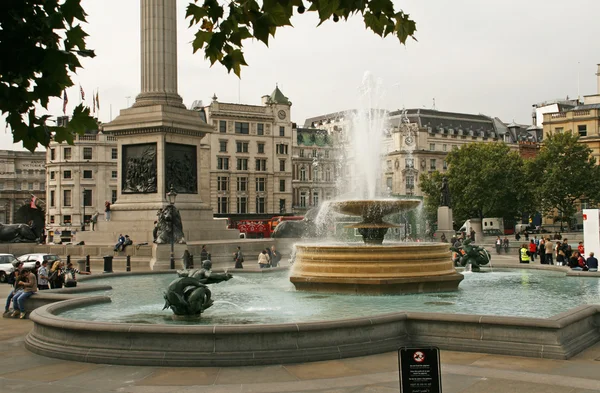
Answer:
[{"left": 398, "top": 347, "right": 442, "bottom": 393}]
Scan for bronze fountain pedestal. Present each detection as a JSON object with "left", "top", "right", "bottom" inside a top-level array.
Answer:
[{"left": 289, "top": 200, "right": 464, "bottom": 294}]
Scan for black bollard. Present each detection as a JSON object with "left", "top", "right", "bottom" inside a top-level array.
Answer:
[
  {"left": 103, "top": 255, "right": 114, "bottom": 274},
  {"left": 189, "top": 254, "right": 194, "bottom": 269},
  {"left": 66, "top": 255, "right": 71, "bottom": 265},
  {"left": 85, "top": 255, "right": 90, "bottom": 273},
  {"left": 126, "top": 255, "right": 131, "bottom": 272}
]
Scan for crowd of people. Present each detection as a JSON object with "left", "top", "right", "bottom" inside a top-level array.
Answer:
[
  {"left": 3, "top": 259, "right": 91, "bottom": 319},
  {"left": 518, "top": 237, "right": 598, "bottom": 271},
  {"left": 231, "top": 245, "right": 281, "bottom": 269}
]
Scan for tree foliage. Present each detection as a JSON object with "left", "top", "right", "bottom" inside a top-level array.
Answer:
[
  {"left": 443, "top": 142, "right": 529, "bottom": 224},
  {"left": 186, "top": 0, "right": 417, "bottom": 76},
  {"left": 418, "top": 170, "right": 443, "bottom": 224},
  {"left": 528, "top": 131, "right": 600, "bottom": 227},
  {"left": 0, "top": 0, "right": 97, "bottom": 151}
]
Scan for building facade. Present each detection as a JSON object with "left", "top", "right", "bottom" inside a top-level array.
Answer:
[
  {"left": 291, "top": 127, "right": 339, "bottom": 214},
  {"left": 204, "top": 87, "right": 294, "bottom": 218},
  {"left": 0, "top": 150, "right": 46, "bottom": 224},
  {"left": 45, "top": 131, "right": 118, "bottom": 241}
]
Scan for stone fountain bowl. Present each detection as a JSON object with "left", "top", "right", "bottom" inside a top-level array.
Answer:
[{"left": 330, "top": 199, "right": 421, "bottom": 221}]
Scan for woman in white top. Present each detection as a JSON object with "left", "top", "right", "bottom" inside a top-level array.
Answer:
[{"left": 258, "top": 249, "right": 270, "bottom": 269}]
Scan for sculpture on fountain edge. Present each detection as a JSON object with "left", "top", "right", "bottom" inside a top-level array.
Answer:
[
  {"left": 163, "top": 260, "right": 233, "bottom": 316},
  {"left": 450, "top": 239, "right": 491, "bottom": 272}
]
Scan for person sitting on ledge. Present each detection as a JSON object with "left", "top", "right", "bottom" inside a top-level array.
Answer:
[
  {"left": 64, "top": 262, "right": 91, "bottom": 287},
  {"left": 568, "top": 251, "right": 587, "bottom": 271},
  {"left": 586, "top": 252, "right": 598, "bottom": 272},
  {"left": 11, "top": 269, "right": 37, "bottom": 319},
  {"left": 519, "top": 244, "right": 530, "bottom": 264}
]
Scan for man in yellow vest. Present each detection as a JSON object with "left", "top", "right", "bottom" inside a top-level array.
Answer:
[{"left": 520, "top": 244, "right": 530, "bottom": 264}]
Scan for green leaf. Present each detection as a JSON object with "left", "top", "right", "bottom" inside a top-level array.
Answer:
[
  {"left": 364, "top": 11, "right": 385, "bottom": 36},
  {"left": 222, "top": 49, "right": 248, "bottom": 77},
  {"left": 252, "top": 15, "right": 273, "bottom": 45},
  {"left": 65, "top": 25, "right": 88, "bottom": 51},
  {"left": 192, "top": 30, "right": 213, "bottom": 53},
  {"left": 368, "top": 0, "right": 394, "bottom": 15},
  {"left": 186, "top": 3, "right": 209, "bottom": 26},
  {"left": 61, "top": 0, "right": 87, "bottom": 26},
  {"left": 317, "top": 0, "right": 341, "bottom": 22}
]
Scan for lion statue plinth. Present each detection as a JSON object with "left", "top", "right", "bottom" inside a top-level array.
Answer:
[{"left": 155, "top": 204, "right": 185, "bottom": 245}]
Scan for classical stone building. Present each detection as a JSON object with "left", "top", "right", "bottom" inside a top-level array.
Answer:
[
  {"left": 45, "top": 131, "right": 118, "bottom": 242},
  {"left": 204, "top": 87, "right": 294, "bottom": 218},
  {"left": 0, "top": 150, "right": 46, "bottom": 225},
  {"left": 291, "top": 127, "right": 339, "bottom": 214}
]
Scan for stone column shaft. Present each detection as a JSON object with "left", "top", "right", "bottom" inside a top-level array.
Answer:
[{"left": 135, "top": 0, "right": 184, "bottom": 107}]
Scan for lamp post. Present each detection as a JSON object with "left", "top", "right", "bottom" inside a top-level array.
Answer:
[
  {"left": 167, "top": 184, "right": 177, "bottom": 269},
  {"left": 81, "top": 189, "right": 86, "bottom": 231}
]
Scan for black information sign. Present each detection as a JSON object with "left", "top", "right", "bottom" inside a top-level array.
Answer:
[{"left": 398, "top": 347, "right": 442, "bottom": 393}]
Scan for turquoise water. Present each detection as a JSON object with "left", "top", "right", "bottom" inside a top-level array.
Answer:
[{"left": 59, "top": 270, "right": 600, "bottom": 325}]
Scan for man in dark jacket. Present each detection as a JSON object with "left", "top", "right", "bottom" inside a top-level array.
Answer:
[{"left": 586, "top": 252, "right": 598, "bottom": 272}]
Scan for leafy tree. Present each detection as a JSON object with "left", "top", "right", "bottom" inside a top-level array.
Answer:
[
  {"left": 418, "top": 170, "right": 443, "bottom": 224},
  {"left": 0, "top": 0, "right": 97, "bottom": 151},
  {"left": 186, "top": 0, "right": 417, "bottom": 76},
  {"left": 528, "top": 131, "right": 600, "bottom": 230},
  {"left": 444, "top": 142, "right": 529, "bottom": 224}
]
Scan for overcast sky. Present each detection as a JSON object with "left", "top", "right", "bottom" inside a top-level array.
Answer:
[{"left": 2, "top": 0, "right": 600, "bottom": 151}]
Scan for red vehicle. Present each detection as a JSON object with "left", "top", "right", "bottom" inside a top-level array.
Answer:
[
  {"left": 237, "top": 220, "right": 272, "bottom": 238},
  {"left": 269, "top": 216, "right": 304, "bottom": 234}
]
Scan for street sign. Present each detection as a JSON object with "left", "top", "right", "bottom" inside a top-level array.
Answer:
[{"left": 398, "top": 347, "right": 442, "bottom": 393}]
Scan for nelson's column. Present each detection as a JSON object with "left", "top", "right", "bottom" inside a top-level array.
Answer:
[{"left": 78, "top": 0, "right": 238, "bottom": 267}]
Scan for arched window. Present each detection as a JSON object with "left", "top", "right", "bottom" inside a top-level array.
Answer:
[{"left": 300, "top": 166, "right": 306, "bottom": 181}]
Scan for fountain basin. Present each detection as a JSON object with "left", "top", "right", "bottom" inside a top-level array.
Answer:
[{"left": 290, "top": 243, "right": 464, "bottom": 294}]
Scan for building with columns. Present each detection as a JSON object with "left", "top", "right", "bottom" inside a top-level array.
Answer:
[
  {"left": 291, "top": 127, "right": 339, "bottom": 214},
  {"left": 45, "top": 130, "right": 118, "bottom": 242},
  {"left": 0, "top": 150, "right": 46, "bottom": 225},
  {"left": 203, "top": 87, "right": 294, "bottom": 218}
]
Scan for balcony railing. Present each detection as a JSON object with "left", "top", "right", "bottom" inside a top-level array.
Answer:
[
  {"left": 551, "top": 112, "right": 567, "bottom": 119},
  {"left": 574, "top": 110, "right": 591, "bottom": 116}
]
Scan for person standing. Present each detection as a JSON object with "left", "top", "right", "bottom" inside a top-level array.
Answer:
[
  {"left": 105, "top": 201, "right": 111, "bottom": 221},
  {"left": 37, "top": 261, "right": 49, "bottom": 290},
  {"left": 556, "top": 241, "right": 565, "bottom": 266},
  {"left": 234, "top": 246, "right": 244, "bottom": 269},
  {"left": 528, "top": 240, "right": 537, "bottom": 262},
  {"left": 49, "top": 261, "right": 65, "bottom": 289},
  {"left": 64, "top": 262, "right": 91, "bottom": 287},
  {"left": 544, "top": 238, "right": 554, "bottom": 265},
  {"left": 11, "top": 269, "right": 37, "bottom": 318},
  {"left": 503, "top": 237, "right": 510, "bottom": 253},
  {"left": 270, "top": 245, "right": 281, "bottom": 267},
  {"left": 90, "top": 212, "right": 99, "bottom": 231},
  {"left": 538, "top": 239, "right": 546, "bottom": 264},
  {"left": 578, "top": 242, "right": 585, "bottom": 257},
  {"left": 469, "top": 228, "right": 476, "bottom": 242},
  {"left": 200, "top": 245, "right": 209, "bottom": 262},
  {"left": 258, "top": 249, "right": 270, "bottom": 269},
  {"left": 495, "top": 236, "right": 502, "bottom": 254},
  {"left": 520, "top": 244, "right": 530, "bottom": 264}
]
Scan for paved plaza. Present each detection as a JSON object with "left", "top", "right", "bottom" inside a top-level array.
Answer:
[{"left": 1, "top": 255, "right": 599, "bottom": 393}]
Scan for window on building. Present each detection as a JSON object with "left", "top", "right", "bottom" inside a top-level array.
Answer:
[
  {"left": 443, "top": 144, "right": 447, "bottom": 152},
  {"left": 219, "top": 120, "right": 227, "bottom": 133},
  {"left": 15, "top": 183, "right": 21, "bottom": 191},
  {"left": 256, "top": 197, "right": 266, "bottom": 214},
  {"left": 236, "top": 141, "right": 249, "bottom": 153},
  {"left": 237, "top": 158, "right": 248, "bottom": 171},
  {"left": 429, "top": 143, "right": 435, "bottom": 151},
  {"left": 217, "top": 176, "right": 228, "bottom": 191},
  {"left": 257, "top": 123, "right": 264, "bottom": 135},
  {"left": 217, "top": 157, "right": 230, "bottom": 170},
  {"left": 50, "top": 215, "right": 55, "bottom": 224},
  {"left": 237, "top": 177, "right": 248, "bottom": 192},
  {"left": 430, "top": 159, "right": 436, "bottom": 170},
  {"left": 0, "top": 183, "right": 3, "bottom": 191},
  {"left": 28, "top": 183, "right": 33, "bottom": 190},
  {"left": 235, "top": 122, "right": 249, "bottom": 134},
  {"left": 313, "top": 167, "right": 319, "bottom": 181},
  {"left": 111, "top": 148, "right": 118, "bottom": 159},
  {"left": 63, "top": 190, "right": 72, "bottom": 206},
  {"left": 64, "top": 170, "right": 72, "bottom": 179},
  {"left": 219, "top": 140, "right": 227, "bottom": 152},
  {"left": 111, "top": 190, "right": 117, "bottom": 203},
  {"left": 312, "top": 149, "right": 318, "bottom": 158},
  {"left": 111, "top": 171, "right": 118, "bottom": 179},
  {"left": 555, "top": 127, "right": 564, "bottom": 133},
  {"left": 300, "top": 192, "right": 307, "bottom": 207},
  {"left": 279, "top": 159, "right": 286, "bottom": 172},
  {"left": 15, "top": 169, "right": 22, "bottom": 174},
  {"left": 279, "top": 199, "right": 286, "bottom": 214},
  {"left": 237, "top": 196, "right": 247, "bottom": 213},
  {"left": 256, "top": 177, "right": 265, "bottom": 192},
  {"left": 300, "top": 166, "right": 306, "bottom": 181},
  {"left": 83, "top": 147, "right": 93, "bottom": 160},
  {"left": 386, "top": 160, "right": 392, "bottom": 170},
  {"left": 386, "top": 177, "right": 392, "bottom": 189},
  {"left": 83, "top": 170, "right": 93, "bottom": 179},
  {"left": 276, "top": 144, "right": 288, "bottom": 154},
  {"left": 312, "top": 191, "right": 319, "bottom": 206},
  {"left": 40, "top": 182, "right": 45, "bottom": 190},
  {"left": 50, "top": 171, "right": 55, "bottom": 180},
  {"left": 324, "top": 150, "right": 330, "bottom": 159},
  {"left": 255, "top": 159, "right": 266, "bottom": 171},
  {"left": 257, "top": 143, "right": 265, "bottom": 154},
  {"left": 325, "top": 167, "right": 331, "bottom": 182},
  {"left": 50, "top": 190, "right": 55, "bottom": 207},
  {"left": 279, "top": 179, "right": 286, "bottom": 192},
  {"left": 218, "top": 197, "right": 228, "bottom": 213},
  {"left": 578, "top": 125, "right": 587, "bottom": 137},
  {"left": 279, "top": 126, "right": 285, "bottom": 136},
  {"left": 443, "top": 160, "right": 448, "bottom": 170},
  {"left": 300, "top": 149, "right": 304, "bottom": 158},
  {"left": 83, "top": 189, "right": 92, "bottom": 206},
  {"left": 63, "top": 215, "right": 71, "bottom": 224},
  {"left": 50, "top": 149, "right": 56, "bottom": 161},
  {"left": 64, "top": 147, "right": 72, "bottom": 160},
  {"left": 406, "top": 175, "right": 415, "bottom": 190},
  {"left": 405, "top": 158, "right": 414, "bottom": 168}
]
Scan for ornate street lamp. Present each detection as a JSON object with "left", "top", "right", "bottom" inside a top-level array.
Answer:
[{"left": 167, "top": 184, "right": 177, "bottom": 269}]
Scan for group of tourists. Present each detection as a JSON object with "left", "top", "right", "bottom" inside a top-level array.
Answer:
[
  {"left": 114, "top": 234, "right": 133, "bottom": 252},
  {"left": 494, "top": 236, "right": 511, "bottom": 254},
  {"left": 3, "top": 259, "right": 90, "bottom": 319},
  {"left": 519, "top": 237, "right": 598, "bottom": 271},
  {"left": 232, "top": 245, "right": 282, "bottom": 269}
]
